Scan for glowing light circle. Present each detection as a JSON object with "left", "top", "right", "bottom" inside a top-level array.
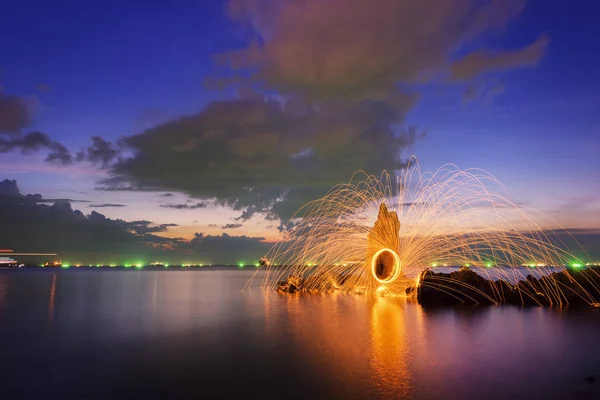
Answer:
[{"left": 371, "top": 248, "right": 401, "bottom": 284}]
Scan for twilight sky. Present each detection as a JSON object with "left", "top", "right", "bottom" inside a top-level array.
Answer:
[{"left": 1, "top": 0, "right": 599, "bottom": 263}]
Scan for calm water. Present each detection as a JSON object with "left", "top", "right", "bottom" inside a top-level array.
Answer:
[{"left": 1, "top": 269, "right": 600, "bottom": 399}]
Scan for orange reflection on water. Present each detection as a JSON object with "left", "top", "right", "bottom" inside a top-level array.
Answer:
[
  {"left": 370, "top": 297, "right": 413, "bottom": 398},
  {"left": 261, "top": 292, "right": 426, "bottom": 397}
]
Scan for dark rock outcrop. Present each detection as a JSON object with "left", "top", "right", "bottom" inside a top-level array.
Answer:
[{"left": 413, "top": 267, "right": 600, "bottom": 307}]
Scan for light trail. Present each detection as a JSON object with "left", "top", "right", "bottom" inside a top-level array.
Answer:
[
  {"left": 3, "top": 253, "right": 58, "bottom": 256},
  {"left": 249, "top": 158, "right": 597, "bottom": 305}
]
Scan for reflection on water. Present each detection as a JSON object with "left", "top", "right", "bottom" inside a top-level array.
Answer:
[
  {"left": 1, "top": 269, "right": 600, "bottom": 399},
  {"left": 0, "top": 274, "right": 8, "bottom": 310},
  {"left": 48, "top": 273, "right": 57, "bottom": 326},
  {"left": 370, "top": 298, "right": 413, "bottom": 398}
]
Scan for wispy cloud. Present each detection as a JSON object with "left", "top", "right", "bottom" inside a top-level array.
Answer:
[
  {"left": 222, "top": 223, "right": 243, "bottom": 229},
  {"left": 160, "top": 202, "right": 210, "bottom": 210}
]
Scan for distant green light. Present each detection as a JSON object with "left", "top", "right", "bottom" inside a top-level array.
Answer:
[
  {"left": 432, "top": 263, "right": 438, "bottom": 267},
  {"left": 239, "top": 262, "right": 244, "bottom": 268},
  {"left": 136, "top": 263, "right": 143, "bottom": 268},
  {"left": 255, "top": 263, "right": 259, "bottom": 267},
  {"left": 486, "top": 263, "right": 493, "bottom": 268},
  {"left": 96, "top": 264, "right": 100, "bottom": 267},
  {"left": 573, "top": 263, "right": 583, "bottom": 268},
  {"left": 62, "top": 264, "right": 70, "bottom": 268},
  {"left": 164, "top": 264, "right": 169, "bottom": 267}
]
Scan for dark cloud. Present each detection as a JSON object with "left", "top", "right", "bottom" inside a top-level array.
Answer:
[
  {"left": 0, "top": 91, "right": 32, "bottom": 134},
  {"left": 0, "top": 179, "right": 271, "bottom": 264},
  {"left": 234, "top": 205, "right": 260, "bottom": 221},
  {"left": 102, "top": 93, "right": 420, "bottom": 222},
  {"left": 2, "top": 0, "right": 546, "bottom": 176},
  {"left": 89, "top": 203, "right": 126, "bottom": 208},
  {"left": 222, "top": 223, "right": 243, "bottom": 229},
  {"left": 123, "top": 220, "right": 178, "bottom": 235},
  {"left": 0, "top": 179, "right": 22, "bottom": 197},
  {"left": 0, "top": 131, "right": 73, "bottom": 164},
  {"left": 0, "top": 179, "right": 87, "bottom": 203},
  {"left": 0, "top": 89, "right": 123, "bottom": 166},
  {"left": 75, "top": 136, "right": 120, "bottom": 168},
  {"left": 0, "top": 85, "right": 72, "bottom": 163},
  {"left": 33, "top": 197, "right": 89, "bottom": 203},
  {"left": 90, "top": 0, "right": 548, "bottom": 226},
  {"left": 0, "top": 180, "right": 176, "bottom": 262},
  {"left": 160, "top": 202, "right": 209, "bottom": 210},
  {"left": 45, "top": 143, "right": 73, "bottom": 165},
  {"left": 221, "top": 0, "right": 541, "bottom": 99}
]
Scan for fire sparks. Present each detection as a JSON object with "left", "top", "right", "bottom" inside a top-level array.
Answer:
[{"left": 250, "top": 159, "right": 598, "bottom": 304}]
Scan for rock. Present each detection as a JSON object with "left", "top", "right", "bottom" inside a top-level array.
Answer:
[
  {"left": 416, "top": 268, "right": 498, "bottom": 306},
  {"left": 414, "top": 267, "right": 600, "bottom": 307}
]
